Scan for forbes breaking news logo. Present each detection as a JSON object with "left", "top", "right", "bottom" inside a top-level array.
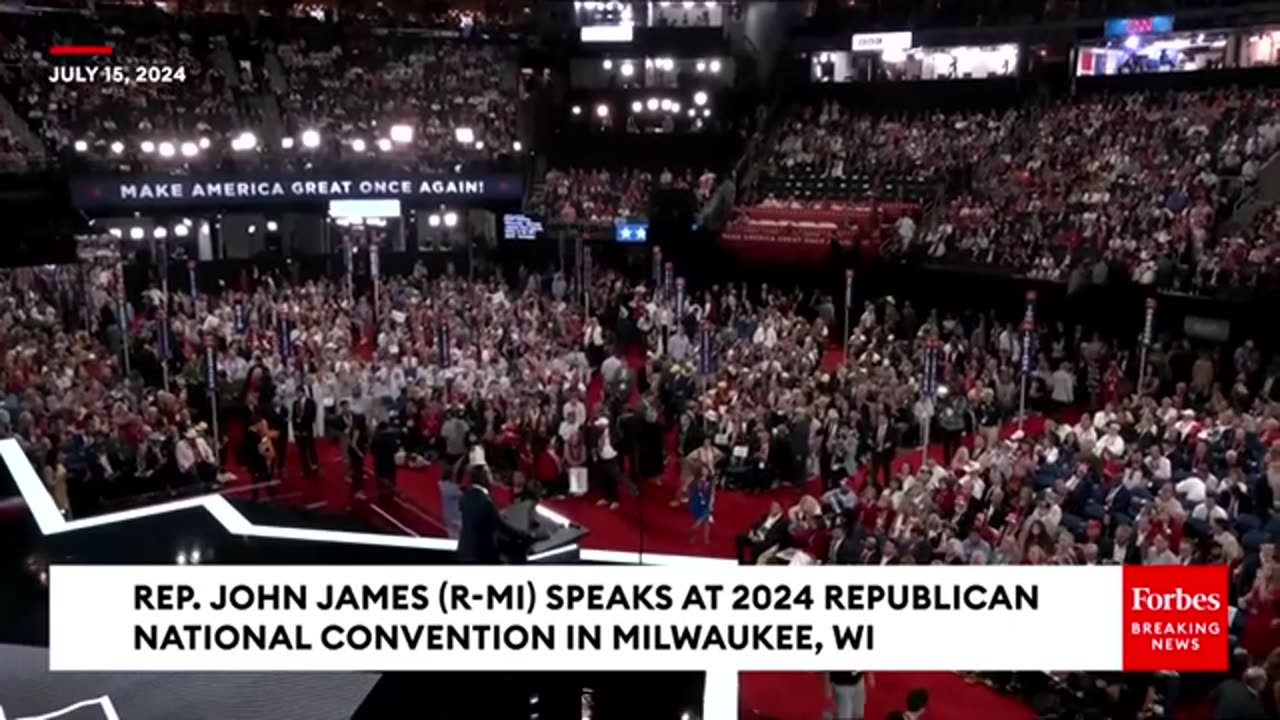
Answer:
[{"left": 1122, "top": 565, "right": 1228, "bottom": 671}]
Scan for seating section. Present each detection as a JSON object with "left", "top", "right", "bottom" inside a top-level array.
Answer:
[
  {"left": 0, "top": 13, "right": 247, "bottom": 173},
  {"left": 273, "top": 33, "right": 519, "bottom": 172},
  {"left": 538, "top": 167, "right": 717, "bottom": 224},
  {"left": 734, "top": 91, "right": 1280, "bottom": 291},
  {"left": 0, "top": 13, "right": 520, "bottom": 174}
]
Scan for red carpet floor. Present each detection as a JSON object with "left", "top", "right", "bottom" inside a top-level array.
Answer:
[
  {"left": 219, "top": 347, "right": 1039, "bottom": 719},
  {"left": 740, "top": 671, "right": 1036, "bottom": 720}
]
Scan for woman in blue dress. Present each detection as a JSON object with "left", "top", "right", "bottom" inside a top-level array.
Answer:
[{"left": 688, "top": 462, "right": 716, "bottom": 545}]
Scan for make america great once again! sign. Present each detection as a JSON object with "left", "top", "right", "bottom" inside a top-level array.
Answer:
[{"left": 69, "top": 173, "right": 524, "bottom": 209}]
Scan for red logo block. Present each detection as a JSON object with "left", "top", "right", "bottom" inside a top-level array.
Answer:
[{"left": 1122, "top": 565, "right": 1229, "bottom": 671}]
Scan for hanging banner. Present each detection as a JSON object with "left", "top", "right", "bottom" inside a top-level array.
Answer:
[
  {"left": 698, "top": 323, "right": 714, "bottom": 375},
  {"left": 922, "top": 339, "right": 939, "bottom": 398},
  {"left": 157, "top": 309, "right": 170, "bottom": 360},
  {"left": 1142, "top": 298, "right": 1156, "bottom": 347},
  {"left": 69, "top": 173, "right": 525, "bottom": 210}
]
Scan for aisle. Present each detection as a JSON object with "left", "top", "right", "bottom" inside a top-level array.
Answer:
[{"left": 739, "top": 671, "right": 1036, "bottom": 720}]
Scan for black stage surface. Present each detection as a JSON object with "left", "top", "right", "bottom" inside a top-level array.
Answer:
[{"left": 0, "top": 456, "right": 711, "bottom": 720}]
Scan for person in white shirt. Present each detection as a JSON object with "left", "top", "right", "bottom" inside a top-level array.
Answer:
[
  {"left": 1096, "top": 423, "right": 1125, "bottom": 459},
  {"left": 1072, "top": 414, "right": 1097, "bottom": 454},
  {"left": 1050, "top": 362, "right": 1075, "bottom": 406},
  {"left": 593, "top": 416, "right": 621, "bottom": 510},
  {"left": 1191, "top": 495, "right": 1228, "bottom": 523},
  {"left": 1145, "top": 446, "right": 1172, "bottom": 483}
]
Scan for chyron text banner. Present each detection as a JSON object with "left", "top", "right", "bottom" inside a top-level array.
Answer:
[{"left": 69, "top": 174, "right": 525, "bottom": 210}]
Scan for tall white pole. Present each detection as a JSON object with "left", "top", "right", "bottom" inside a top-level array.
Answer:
[
  {"left": 1017, "top": 290, "right": 1036, "bottom": 431},
  {"left": 1138, "top": 298, "right": 1156, "bottom": 397},
  {"left": 159, "top": 235, "right": 170, "bottom": 392}
]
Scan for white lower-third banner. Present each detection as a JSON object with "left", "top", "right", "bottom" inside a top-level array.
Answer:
[{"left": 47, "top": 564, "right": 1230, "bottom": 672}]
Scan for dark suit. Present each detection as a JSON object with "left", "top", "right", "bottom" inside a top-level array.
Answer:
[
  {"left": 826, "top": 535, "right": 860, "bottom": 565},
  {"left": 337, "top": 413, "right": 369, "bottom": 497},
  {"left": 735, "top": 513, "right": 788, "bottom": 564},
  {"left": 1210, "top": 679, "right": 1269, "bottom": 720},
  {"left": 1097, "top": 537, "right": 1143, "bottom": 565},
  {"left": 292, "top": 396, "right": 318, "bottom": 477},
  {"left": 457, "top": 486, "right": 502, "bottom": 564},
  {"left": 870, "top": 420, "right": 898, "bottom": 488}
]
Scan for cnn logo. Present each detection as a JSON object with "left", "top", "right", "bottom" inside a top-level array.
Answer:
[{"left": 1130, "top": 587, "right": 1223, "bottom": 613}]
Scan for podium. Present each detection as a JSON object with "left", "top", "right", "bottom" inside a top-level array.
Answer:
[{"left": 499, "top": 499, "right": 588, "bottom": 564}]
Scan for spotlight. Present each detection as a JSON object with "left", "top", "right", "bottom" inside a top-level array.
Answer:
[
  {"left": 709, "top": 59, "right": 722, "bottom": 73},
  {"left": 174, "top": 224, "right": 190, "bottom": 238},
  {"left": 512, "top": 140, "right": 523, "bottom": 152},
  {"left": 176, "top": 551, "right": 187, "bottom": 565},
  {"left": 428, "top": 214, "right": 442, "bottom": 227},
  {"left": 110, "top": 140, "right": 124, "bottom": 154},
  {"left": 389, "top": 124, "right": 414, "bottom": 143},
  {"left": 694, "top": 91, "right": 708, "bottom": 106},
  {"left": 660, "top": 98, "right": 672, "bottom": 111},
  {"left": 454, "top": 127, "right": 475, "bottom": 144},
  {"left": 646, "top": 98, "right": 659, "bottom": 111},
  {"left": 620, "top": 62, "right": 634, "bottom": 77},
  {"left": 571, "top": 105, "right": 582, "bottom": 116},
  {"left": 267, "top": 220, "right": 279, "bottom": 232},
  {"left": 672, "top": 102, "right": 681, "bottom": 113},
  {"left": 73, "top": 139, "right": 88, "bottom": 152},
  {"left": 631, "top": 100, "right": 642, "bottom": 113},
  {"left": 189, "top": 548, "right": 202, "bottom": 564},
  {"left": 129, "top": 227, "right": 144, "bottom": 240},
  {"left": 301, "top": 129, "right": 321, "bottom": 148},
  {"left": 443, "top": 212, "right": 459, "bottom": 227},
  {"left": 248, "top": 225, "right": 257, "bottom": 234},
  {"left": 180, "top": 141, "right": 198, "bottom": 157},
  {"left": 377, "top": 138, "right": 393, "bottom": 152},
  {"left": 108, "top": 228, "right": 123, "bottom": 238},
  {"left": 687, "top": 108, "right": 697, "bottom": 117},
  {"left": 696, "top": 61, "right": 707, "bottom": 72},
  {"left": 660, "top": 58, "right": 674, "bottom": 71},
  {"left": 182, "top": 218, "right": 193, "bottom": 227},
  {"left": 475, "top": 141, "right": 485, "bottom": 150},
  {"left": 602, "top": 59, "right": 613, "bottom": 70},
  {"left": 595, "top": 103, "right": 610, "bottom": 118},
  {"left": 703, "top": 108, "right": 711, "bottom": 117},
  {"left": 154, "top": 227, "right": 167, "bottom": 239},
  {"left": 140, "top": 140, "right": 156, "bottom": 154},
  {"left": 158, "top": 141, "right": 176, "bottom": 158},
  {"left": 198, "top": 137, "right": 211, "bottom": 149},
  {"left": 281, "top": 137, "right": 295, "bottom": 149},
  {"left": 233, "top": 131, "right": 258, "bottom": 151},
  {"left": 351, "top": 138, "right": 367, "bottom": 152}
]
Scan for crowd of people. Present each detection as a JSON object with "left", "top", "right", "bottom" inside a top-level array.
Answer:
[
  {"left": 0, "top": 14, "right": 251, "bottom": 173},
  {"left": 749, "top": 90, "right": 1280, "bottom": 294},
  {"left": 273, "top": 32, "right": 519, "bottom": 172},
  {"left": 539, "top": 167, "right": 718, "bottom": 224},
  {"left": 3, "top": 246, "right": 1278, "bottom": 715},
  {"left": 0, "top": 11, "right": 519, "bottom": 174},
  {"left": 757, "top": 101, "right": 1015, "bottom": 189}
]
